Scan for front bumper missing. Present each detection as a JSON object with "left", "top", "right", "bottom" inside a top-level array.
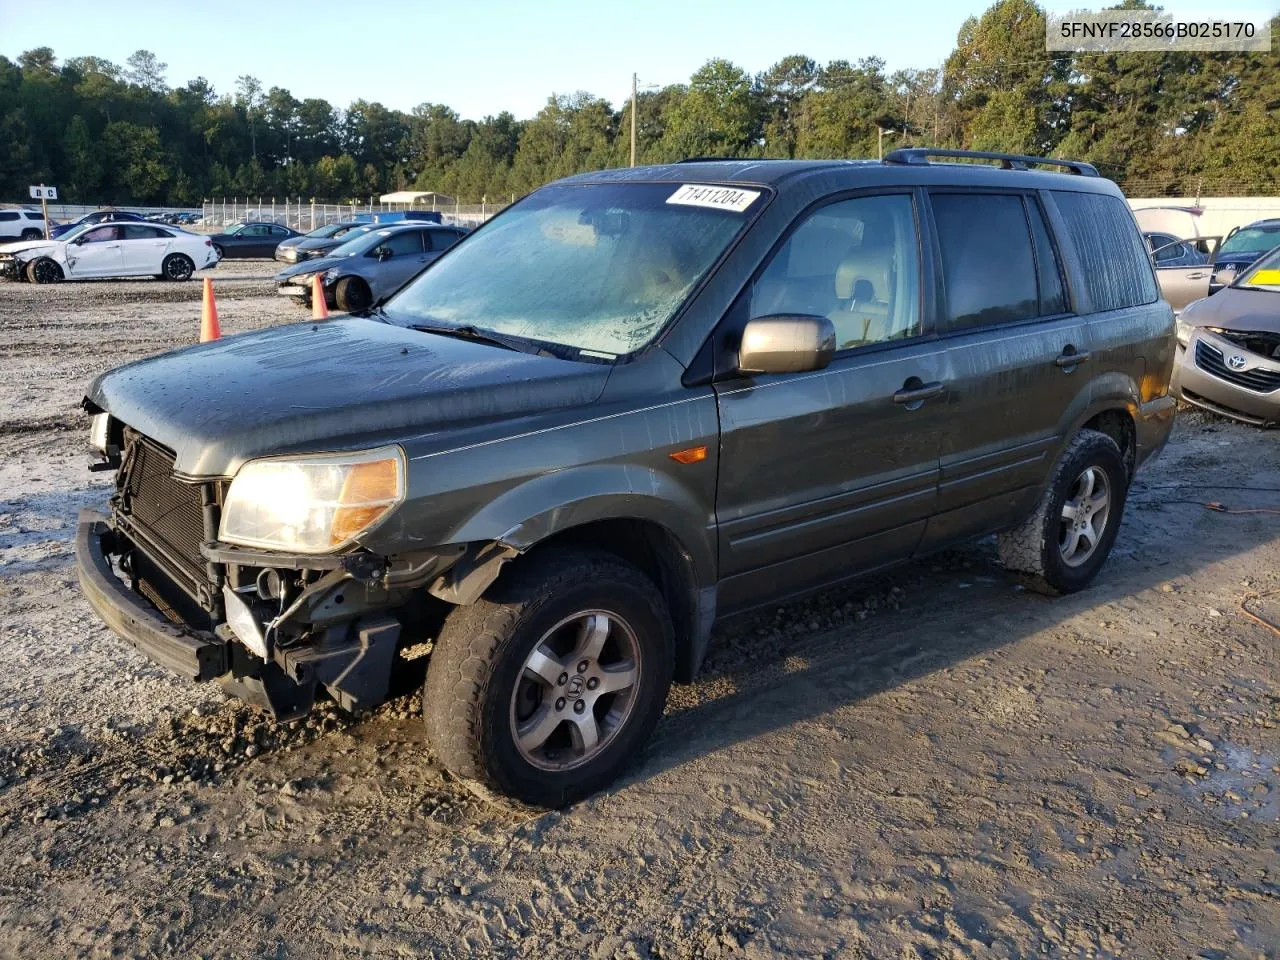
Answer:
[
  {"left": 77, "top": 508, "right": 410, "bottom": 718},
  {"left": 76, "top": 510, "right": 227, "bottom": 681}
]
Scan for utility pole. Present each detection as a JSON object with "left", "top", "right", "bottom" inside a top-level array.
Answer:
[{"left": 630, "top": 73, "right": 638, "bottom": 168}]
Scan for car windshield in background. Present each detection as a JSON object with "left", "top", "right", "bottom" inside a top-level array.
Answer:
[
  {"left": 311, "top": 223, "right": 351, "bottom": 239},
  {"left": 328, "top": 228, "right": 398, "bottom": 258},
  {"left": 1218, "top": 226, "right": 1280, "bottom": 256},
  {"left": 1236, "top": 246, "right": 1280, "bottom": 291},
  {"left": 382, "top": 182, "right": 761, "bottom": 357},
  {"left": 57, "top": 224, "right": 94, "bottom": 243}
]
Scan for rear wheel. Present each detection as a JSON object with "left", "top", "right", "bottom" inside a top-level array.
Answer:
[
  {"left": 997, "top": 429, "right": 1128, "bottom": 594},
  {"left": 422, "top": 550, "right": 674, "bottom": 807},
  {"left": 20, "top": 229, "right": 41, "bottom": 241},
  {"left": 161, "top": 253, "right": 195, "bottom": 281},
  {"left": 25, "top": 257, "right": 63, "bottom": 284},
  {"left": 334, "top": 276, "right": 371, "bottom": 312}
]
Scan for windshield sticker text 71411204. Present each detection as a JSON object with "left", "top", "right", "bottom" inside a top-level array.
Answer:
[{"left": 666, "top": 184, "right": 761, "bottom": 213}]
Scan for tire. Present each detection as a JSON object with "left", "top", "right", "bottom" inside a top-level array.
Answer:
[
  {"left": 211, "top": 244, "right": 224, "bottom": 260},
  {"left": 20, "top": 229, "right": 41, "bottom": 241},
  {"left": 25, "top": 257, "right": 63, "bottom": 284},
  {"left": 423, "top": 549, "right": 675, "bottom": 807},
  {"left": 997, "top": 429, "right": 1128, "bottom": 595},
  {"left": 334, "top": 276, "right": 371, "bottom": 313},
  {"left": 161, "top": 253, "right": 195, "bottom": 282}
]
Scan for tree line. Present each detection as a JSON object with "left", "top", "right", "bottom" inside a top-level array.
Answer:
[{"left": 1, "top": 0, "right": 1277, "bottom": 208}]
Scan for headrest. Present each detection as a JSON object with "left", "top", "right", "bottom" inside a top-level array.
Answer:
[{"left": 834, "top": 246, "right": 893, "bottom": 300}]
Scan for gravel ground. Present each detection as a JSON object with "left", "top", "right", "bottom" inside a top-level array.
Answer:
[{"left": 0, "top": 274, "right": 1276, "bottom": 959}]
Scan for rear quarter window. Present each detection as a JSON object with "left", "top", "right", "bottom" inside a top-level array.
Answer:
[{"left": 1052, "top": 192, "right": 1158, "bottom": 312}]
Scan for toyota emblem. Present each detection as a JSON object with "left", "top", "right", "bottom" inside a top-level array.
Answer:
[{"left": 1226, "top": 354, "right": 1248, "bottom": 370}]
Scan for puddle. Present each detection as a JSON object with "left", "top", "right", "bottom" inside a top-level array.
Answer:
[{"left": 1192, "top": 742, "right": 1278, "bottom": 822}]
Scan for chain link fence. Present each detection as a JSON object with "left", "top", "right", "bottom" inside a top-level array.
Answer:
[{"left": 198, "top": 198, "right": 509, "bottom": 232}]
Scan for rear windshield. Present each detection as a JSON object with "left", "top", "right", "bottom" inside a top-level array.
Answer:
[
  {"left": 383, "top": 182, "right": 760, "bottom": 357},
  {"left": 1053, "top": 192, "right": 1158, "bottom": 312}
]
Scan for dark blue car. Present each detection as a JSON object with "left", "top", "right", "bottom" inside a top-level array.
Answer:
[{"left": 50, "top": 210, "right": 149, "bottom": 239}]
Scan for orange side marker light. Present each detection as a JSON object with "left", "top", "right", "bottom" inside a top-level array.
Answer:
[{"left": 669, "top": 446, "right": 708, "bottom": 465}]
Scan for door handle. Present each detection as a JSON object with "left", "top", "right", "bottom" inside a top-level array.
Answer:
[
  {"left": 892, "top": 380, "right": 945, "bottom": 405},
  {"left": 1055, "top": 350, "right": 1091, "bottom": 368},
  {"left": 1186, "top": 271, "right": 1208, "bottom": 279}
]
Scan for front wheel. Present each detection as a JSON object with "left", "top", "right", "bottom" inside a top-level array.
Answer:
[
  {"left": 211, "top": 244, "right": 224, "bottom": 260},
  {"left": 333, "top": 276, "right": 371, "bottom": 312},
  {"left": 25, "top": 257, "right": 63, "bottom": 284},
  {"left": 162, "top": 253, "right": 195, "bottom": 281},
  {"left": 422, "top": 550, "right": 674, "bottom": 807},
  {"left": 997, "top": 429, "right": 1128, "bottom": 594}
]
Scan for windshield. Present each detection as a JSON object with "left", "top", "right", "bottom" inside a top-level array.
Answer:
[
  {"left": 58, "top": 223, "right": 95, "bottom": 243},
  {"left": 308, "top": 222, "right": 352, "bottom": 239},
  {"left": 383, "top": 182, "right": 760, "bottom": 357},
  {"left": 1236, "top": 245, "right": 1280, "bottom": 291},
  {"left": 1218, "top": 225, "right": 1280, "bottom": 256},
  {"left": 329, "top": 227, "right": 400, "bottom": 257}
]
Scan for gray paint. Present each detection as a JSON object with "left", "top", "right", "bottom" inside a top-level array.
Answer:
[{"left": 82, "top": 155, "right": 1176, "bottom": 684}]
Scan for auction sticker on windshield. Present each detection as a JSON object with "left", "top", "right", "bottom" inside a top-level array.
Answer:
[{"left": 666, "top": 184, "right": 761, "bottom": 213}]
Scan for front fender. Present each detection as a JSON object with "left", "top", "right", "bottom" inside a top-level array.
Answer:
[{"left": 442, "top": 462, "right": 717, "bottom": 586}]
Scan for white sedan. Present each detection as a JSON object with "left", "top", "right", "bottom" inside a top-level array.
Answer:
[{"left": 0, "top": 222, "right": 219, "bottom": 283}]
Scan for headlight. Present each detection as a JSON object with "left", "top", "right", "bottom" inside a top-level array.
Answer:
[
  {"left": 1175, "top": 317, "right": 1194, "bottom": 347},
  {"left": 219, "top": 446, "right": 406, "bottom": 553},
  {"left": 89, "top": 413, "right": 110, "bottom": 453}
]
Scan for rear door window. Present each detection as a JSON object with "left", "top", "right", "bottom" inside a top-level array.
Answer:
[
  {"left": 930, "top": 193, "right": 1038, "bottom": 329},
  {"left": 124, "top": 225, "right": 167, "bottom": 240},
  {"left": 0, "top": 212, "right": 18, "bottom": 222},
  {"left": 428, "top": 230, "right": 462, "bottom": 252},
  {"left": 1052, "top": 191, "right": 1158, "bottom": 311}
]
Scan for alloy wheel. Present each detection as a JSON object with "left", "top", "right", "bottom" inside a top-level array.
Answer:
[
  {"left": 1059, "top": 465, "right": 1111, "bottom": 567},
  {"left": 509, "top": 610, "right": 641, "bottom": 772}
]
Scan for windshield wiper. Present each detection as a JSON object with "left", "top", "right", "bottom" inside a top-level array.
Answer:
[{"left": 409, "top": 321, "right": 532, "bottom": 353}]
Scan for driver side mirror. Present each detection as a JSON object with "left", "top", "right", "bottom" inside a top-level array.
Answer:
[
  {"left": 737, "top": 315, "right": 836, "bottom": 375},
  {"left": 72, "top": 235, "right": 86, "bottom": 245},
  {"left": 376, "top": 246, "right": 393, "bottom": 261}
]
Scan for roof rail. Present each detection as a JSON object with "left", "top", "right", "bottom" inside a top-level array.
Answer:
[
  {"left": 676, "top": 156, "right": 745, "bottom": 163},
  {"left": 882, "top": 148, "right": 1099, "bottom": 177}
]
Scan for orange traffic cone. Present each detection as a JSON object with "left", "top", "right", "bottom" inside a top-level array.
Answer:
[
  {"left": 200, "top": 277, "right": 221, "bottom": 342},
  {"left": 311, "top": 274, "right": 329, "bottom": 320}
]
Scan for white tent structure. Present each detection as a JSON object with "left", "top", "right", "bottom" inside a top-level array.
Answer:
[{"left": 379, "top": 190, "right": 457, "bottom": 210}]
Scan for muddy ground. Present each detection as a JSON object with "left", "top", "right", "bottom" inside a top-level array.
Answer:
[{"left": 0, "top": 267, "right": 1276, "bottom": 959}]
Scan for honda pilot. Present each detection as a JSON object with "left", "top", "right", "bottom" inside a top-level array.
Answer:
[{"left": 77, "top": 150, "right": 1176, "bottom": 806}]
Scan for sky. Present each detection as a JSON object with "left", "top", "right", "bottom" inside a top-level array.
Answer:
[{"left": 1, "top": 0, "right": 1274, "bottom": 120}]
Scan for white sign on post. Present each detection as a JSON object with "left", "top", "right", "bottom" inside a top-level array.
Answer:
[{"left": 29, "top": 185, "right": 57, "bottom": 200}]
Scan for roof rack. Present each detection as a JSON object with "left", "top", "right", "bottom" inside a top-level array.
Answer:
[{"left": 882, "top": 148, "right": 1099, "bottom": 177}]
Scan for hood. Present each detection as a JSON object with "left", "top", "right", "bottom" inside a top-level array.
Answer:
[
  {"left": 85, "top": 316, "right": 610, "bottom": 477},
  {"left": 0, "top": 239, "right": 60, "bottom": 256},
  {"left": 1183, "top": 285, "right": 1280, "bottom": 333},
  {"left": 276, "top": 254, "right": 348, "bottom": 280},
  {"left": 296, "top": 236, "right": 344, "bottom": 252}
]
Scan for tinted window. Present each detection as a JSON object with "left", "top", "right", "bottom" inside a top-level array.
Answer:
[
  {"left": 428, "top": 229, "right": 462, "bottom": 252},
  {"left": 374, "top": 231, "right": 424, "bottom": 257},
  {"left": 931, "top": 193, "right": 1037, "bottom": 329},
  {"left": 269, "top": 225, "right": 289, "bottom": 236},
  {"left": 241, "top": 224, "right": 270, "bottom": 237},
  {"left": 1028, "top": 199, "right": 1067, "bottom": 314},
  {"left": 22, "top": 212, "right": 42, "bottom": 220},
  {"left": 0, "top": 212, "right": 18, "bottom": 222},
  {"left": 82, "top": 225, "right": 123, "bottom": 243},
  {"left": 751, "top": 193, "right": 921, "bottom": 349},
  {"left": 124, "top": 225, "right": 166, "bottom": 240},
  {"left": 1052, "top": 192, "right": 1158, "bottom": 311}
]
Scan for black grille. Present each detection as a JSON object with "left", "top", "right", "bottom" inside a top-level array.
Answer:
[
  {"left": 118, "top": 433, "right": 212, "bottom": 603},
  {"left": 1195, "top": 341, "right": 1280, "bottom": 393}
]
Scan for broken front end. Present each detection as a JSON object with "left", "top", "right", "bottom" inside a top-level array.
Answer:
[{"left": 75, "top": 420, "right": 494, "bottom": 719}]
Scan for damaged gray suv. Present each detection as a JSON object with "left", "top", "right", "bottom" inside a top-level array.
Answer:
[{"left": 77, "top": 150, "right": 1176, "bottom": 806}]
